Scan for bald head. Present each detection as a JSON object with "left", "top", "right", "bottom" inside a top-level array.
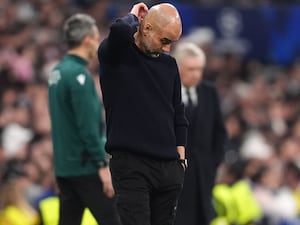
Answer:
[
  {"left": 142, "top": 3, "right": 182, "bottom": 39},
  {"left": 143, "top": 3, "right": 182, "bottom": 31}
]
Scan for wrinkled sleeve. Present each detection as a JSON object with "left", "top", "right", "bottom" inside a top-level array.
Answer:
[{"left": 69, "top": 70, "right": 106, "bottom": 163}]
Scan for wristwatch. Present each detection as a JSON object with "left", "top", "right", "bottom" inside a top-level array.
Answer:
[
  {"left": 179, "top": 159, "right": 188, "bottom": 169},
  {"left": 97, "top": 159, "right": 109, "bottom": 168}
]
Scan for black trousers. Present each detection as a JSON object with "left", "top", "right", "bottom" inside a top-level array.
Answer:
[
  {"left": 110, "top": 151, "right": 185, "bottom": 225},
  {"left": 56, "top": 174, "right": 121, "bottom": 225}
]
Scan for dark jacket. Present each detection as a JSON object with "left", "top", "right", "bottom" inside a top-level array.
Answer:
[
  {"left": 175, "top": 81, "right": 227, "bottom": 225},
  {"left": 48, "top": 54, "right": 106, "bottom": 177}
]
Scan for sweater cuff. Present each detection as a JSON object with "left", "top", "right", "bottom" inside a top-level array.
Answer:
[{"left": 175, "top": 126, "right": 187, "bottom": 147}]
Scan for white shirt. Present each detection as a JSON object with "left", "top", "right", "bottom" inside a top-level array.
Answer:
[{"left": 181, "top": 86, "right": 198, "bottom": 106}]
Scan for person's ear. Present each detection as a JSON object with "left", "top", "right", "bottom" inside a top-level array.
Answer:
[
  {"left": 143, "top": 23, "right": 152, "bottom": 36},
  {"left": 81, "top": 35, "right": 90, "bottom": 46}
]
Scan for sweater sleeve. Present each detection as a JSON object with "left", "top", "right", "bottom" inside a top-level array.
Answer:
[
  {"left": 98, "top": 14, "right": 139, "bottom": 62},
  {"left": 69, "top": 70, "right": 106, "bottom": 163},
  {"left": 109, "top": 13, "right": 139, "bottom": 46},
  {"left": 173, "top": 61, "right": 188, "bottom": 147}
]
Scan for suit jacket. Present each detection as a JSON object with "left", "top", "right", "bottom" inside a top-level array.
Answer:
[{"left": 175, "top": 81, "right": 227, "bottom": 225}]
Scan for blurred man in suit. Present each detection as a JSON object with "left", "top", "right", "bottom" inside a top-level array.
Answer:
[{"left": 173, "top": 42, "right": 227, "bottom": 225}]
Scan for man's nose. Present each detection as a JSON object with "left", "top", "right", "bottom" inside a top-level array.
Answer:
[{"left": 162, "top": 44, "right": 171, "bottom": 53}]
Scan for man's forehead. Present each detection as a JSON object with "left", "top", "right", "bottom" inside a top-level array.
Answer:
[
  {"left": 159, "top": 24, "right": 181, "bottom": 41},
  {"left": 181, "top": 55, "right": 205, "bottom": 67}
]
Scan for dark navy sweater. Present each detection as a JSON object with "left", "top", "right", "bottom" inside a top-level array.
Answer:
[{"left": 98, "top": 14, "right": 188, "bottom": 160}]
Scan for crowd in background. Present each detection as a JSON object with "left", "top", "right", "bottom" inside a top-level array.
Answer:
[{"left": 1, "top": 0, "right": 300, "bottom": 225}]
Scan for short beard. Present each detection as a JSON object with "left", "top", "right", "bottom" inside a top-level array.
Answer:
[
  {"left": 140, "top": 42, "right": 161, "bottom": 58},
  {"left": 145, "top": 50, "right": 160, "bottom": 58}
]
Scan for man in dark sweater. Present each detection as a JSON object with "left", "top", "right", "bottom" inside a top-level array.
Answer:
[
  {"left": 48, "top": 14, "right": 120, "bottom": 225},
  {"left": 98, "top": 2, "right": 188, "bottom": 225}
]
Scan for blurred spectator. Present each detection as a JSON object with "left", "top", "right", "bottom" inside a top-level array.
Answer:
[
  {"left": 240, "top": 130, "right": 273, "bottom": 160},
  {"left": 1, "top": 93, "right": 33, "bottom": 159},
  {"left": 212, "top": 161, "right": 262, "bottom": 225},
  {"left": 284, "top": 161, "right": 300, "bottom": 217},
  {"left": 252, "top": 159, "right": 298, "bottom": 225},
  {"left": 278, "top": 138, "right": 300, "bottom": 163},
  {"left": 224, "top": 110, "right": 246, "bottom": 163},
  {"left": 0, "top": 159, "right": 40, "bottom": 225}
]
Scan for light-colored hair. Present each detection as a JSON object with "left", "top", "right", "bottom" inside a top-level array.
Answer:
[
  {"left": 63, "top": 13, "right": 96, "bottom": 49},
  {"left": 0, "top": 180, "right": 36, "bottom": 216},
  {"left": 172, "top": 42, "right": 206, "bottom": 66}
]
